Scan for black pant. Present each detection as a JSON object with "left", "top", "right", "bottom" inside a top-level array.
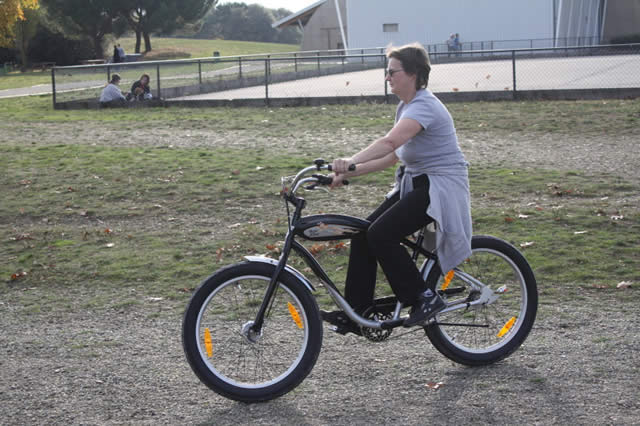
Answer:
[{"left": 344, "top": 174, "right": 433, "bottom": 312}]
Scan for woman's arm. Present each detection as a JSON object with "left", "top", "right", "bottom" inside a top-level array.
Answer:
[
  {"left": 332, "top": 118, "right": 422, "bottom": 173},
  {"left": 329, "top": 151, "right": 398, "bottom": 188}
]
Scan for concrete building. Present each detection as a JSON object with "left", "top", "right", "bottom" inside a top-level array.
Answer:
[
  {"left": 274, "top": 0, "right": 639, "bottom": 51},
  {"left": 601, "top": 0, "right": 640, "bottom": 42},
  {"left": 272, "top": 0, "right": 347, "bottom": 52}
]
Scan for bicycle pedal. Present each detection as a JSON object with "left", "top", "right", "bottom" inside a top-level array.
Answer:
[{"left": 328, "top": 325, "right": 350, "bottom": 335}]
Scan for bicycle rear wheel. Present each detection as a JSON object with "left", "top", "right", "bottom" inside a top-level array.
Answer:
[
  {"left": 425, "top": 235, "right": 537, "bottom": 366},
  {"left": 182, "top": 262, "right": 322, "bottom": 402}
]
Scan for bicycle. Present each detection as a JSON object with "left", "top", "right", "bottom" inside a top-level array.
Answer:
[{"left": 182, "top": 159, "right": 538, "bottom": 402}]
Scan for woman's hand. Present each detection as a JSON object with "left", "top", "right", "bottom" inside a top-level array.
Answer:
[
  {"left": 331, "top": 158, "right": 354, "bottom": 174},
  {"left": 328, "top": 173, "right": 345, "bottom": 189}
]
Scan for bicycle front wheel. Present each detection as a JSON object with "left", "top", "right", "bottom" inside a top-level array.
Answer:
[
  {"left": 425, "top": 235, "right": 538, "bottom": 366},
  {"left": 182, "top": 262, "right": 322, "bottom": 402}
]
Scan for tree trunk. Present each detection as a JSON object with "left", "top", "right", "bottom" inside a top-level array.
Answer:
[
  {"left": 92, "top": 35, "right": 104, "bottom": 59},
  {"left": 135, "top": 30, "right": 141, "bottom": 53},
  {"left": 143, "top": 31, "right": 152, "bottom": 52},
  {"left": 15, "top": 22, "right": 29, "bottom": 72}
]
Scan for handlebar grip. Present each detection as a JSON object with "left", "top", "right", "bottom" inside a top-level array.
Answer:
[
  {"left": 327, "top": 163, "right": 356, "bottom": 172},
  {"left": 328, "top": 177, "right": 349, "bottom": 186}
]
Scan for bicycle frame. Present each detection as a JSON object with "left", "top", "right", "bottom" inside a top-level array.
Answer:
[{"left": 250, "top": 161, "right": 495, "bottom": 334}]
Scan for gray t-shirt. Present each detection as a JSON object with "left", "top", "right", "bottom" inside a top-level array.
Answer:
[
  {"left": 391, "top": 89, "right": 472, "bottom": 273},
  {"left": 395, "top": 89, "right": 467, "bottom": 170}
]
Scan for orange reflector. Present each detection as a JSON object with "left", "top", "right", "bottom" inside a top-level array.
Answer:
[
  {"left": 441, "top": 270, "right": 455, "bottom": 291},
  {"left": 497, "top": 317, "right": 516, "bottom": 338},
  {"left": 287, "top": 302, "right": 304, "bottom": 329},
  {"left": 204, "top": 327, "right": 213, "bottom": 358}
]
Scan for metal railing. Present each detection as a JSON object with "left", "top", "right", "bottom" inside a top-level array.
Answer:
[
  {"left": 52, "top": 43, "right": 640, "bottom": 108},
  {"left": 424, "top": 36, "right": 603, "bottom": 55}
]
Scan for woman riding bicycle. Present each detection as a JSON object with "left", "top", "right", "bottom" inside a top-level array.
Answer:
[{"left": 326, "top": 42, "right": 472, "bottom": 331}]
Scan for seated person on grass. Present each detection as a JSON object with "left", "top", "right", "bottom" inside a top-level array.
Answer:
[
  {"left": 99, "top": 74, "right": 127, "bottom": 106},
  {"left": 127, "top": 73, "right": 152, "bottom": 101}
]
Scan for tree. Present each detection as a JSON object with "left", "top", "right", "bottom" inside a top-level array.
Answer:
[
  {"left": 14, "top": 7, "right": 39, "bottom": 70},
  {"left": 41, "top": 0, "right": 117, "bottom": 59},
  {"left": 197, "top": 3, "right": 300, "bottom": 44},
  {"left": 0, "top": 0, "right": 39, "bottom": 48},
  {"left": 115, "top": 0, "right": 216, "bottom": 53}
]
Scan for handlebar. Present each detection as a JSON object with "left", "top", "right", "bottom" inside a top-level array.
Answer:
[{"left": 284, "top": 159, "right": 356, "bottom": 196}]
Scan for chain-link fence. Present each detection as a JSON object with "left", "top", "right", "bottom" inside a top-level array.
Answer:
[{"left": 52, "top": 43, "right": 640, "bottom": 108}]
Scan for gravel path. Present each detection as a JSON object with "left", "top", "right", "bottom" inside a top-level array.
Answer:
[{"left": 1, "top": 287, "right": 639, "bottom": 425}]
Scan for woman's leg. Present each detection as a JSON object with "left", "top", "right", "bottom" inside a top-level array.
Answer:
[
  {"left": 366, "top": 177, "right": 432, "bottom": 305},
  {"left": 344, "top": 192, "right": 399, "bottom": 313}
]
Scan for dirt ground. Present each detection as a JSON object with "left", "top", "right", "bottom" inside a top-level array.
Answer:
[{"left": 1, "top": 121, "right": 640, "bottom": 425}]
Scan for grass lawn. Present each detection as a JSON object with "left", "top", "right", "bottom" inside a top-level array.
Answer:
[
  {"left": 0, "top": 70, "right": 52, "bottom": 91},
  {"left": 1, "top": 97, "right": 638, "bottom": 312},
  {"left": 116, "top": 37, "right": 299, "bottom": 60}
]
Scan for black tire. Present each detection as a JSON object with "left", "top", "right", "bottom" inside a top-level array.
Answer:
[
  {"left": 182, "top": 262, "right": 323, "bottom": 402},
  {"left": 424, "top": 235, "right": 538, "bottom": 366}
]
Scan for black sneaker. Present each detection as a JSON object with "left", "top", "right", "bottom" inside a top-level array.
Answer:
[
  {"left": 321, "top": 310, "right": 362, "bottom": 336},
  {"left": 403, "top": 289, "right": 446, "bottom": 327}
]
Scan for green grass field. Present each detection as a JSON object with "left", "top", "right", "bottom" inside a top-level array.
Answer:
[
  {"left": 116, "top": 37, "right": 299, "bottom": 60},
  {"left": 1, "top": 97, "right": 638, "bottom": 312}
]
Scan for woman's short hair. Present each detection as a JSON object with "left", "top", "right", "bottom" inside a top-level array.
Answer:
[
  {"left": 140, "top": 73, "right": 150, "bottom": 83},
  {"left": 110, "top": 74, "right": 121, "bottom": 84},
  {"left": 386, "top": 43, "right": 431, "bottom": 90}
]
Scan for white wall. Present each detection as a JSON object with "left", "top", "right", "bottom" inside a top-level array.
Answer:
[{"left": 346, "top": 0, "right": 555, "bottom": 49}]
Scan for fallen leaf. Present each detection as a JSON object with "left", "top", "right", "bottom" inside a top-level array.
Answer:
[
  {"left": 10, "top": 271, "right": 27, "bottom": 281},
  {"left": 228, "top": 223, "right": 242, "bottom": 228},
  {"left": 518, "top": 214, "right": 529, "bottom": 219},
  {"left": 147, "top": 297, "right": 164, "bottom": 301},
  {"left": 104, "top": 228, "right": 112, "bottom": 234},
  {"left": 520, "top": 242, "right": 535, "bottom": 248},
  {"left": 105, "top": 243, "right": 115, "bottom": 248},
  {"left": 216, "top": 248, "right": 224, "bottom": 261},
  {"left": 504, "top": 87, "right": 510, "bottom": 90},
  {"left": 231, "top": 170, "right": 240, "bottom": 175},
  {"left": 255, "top": 166, "right": 264, "bottom": 171},
  {"left": 11, "top": 233, "right": 33, "bottom": 241},
  {"left": 452, "top": 88, "right": 459, "bottom": 92},
  {"left": 486, "top": 74, "right": 491, "bottom": 79},
  {"left": 266, "top": 243, "right": 277, "bottom": 250},
  {"left": 426, "top": 381, "right": 444, "bottom": 390},
  {"left": 309, "top": 243, "right": 325, "bottom": 255},
  {"left": 574, "top": 231, "right": 588, "bottom": 235},
  {"left": 474, "top": 82, "right": 479, "bottom": 88},
  {"left": 504, "top": 217, "right": 514, "bottom": 223},
  {"left": 345, "top": 81, "right": 350, "bottom": 86},
  {"left": 611, "top": 215, "right": 624, "bottom": 221},
  {"left": 616, "top": 281, "right": 632, "bottom": 289},
  {"left": 19, "top": 179, "right": 32, "bottom": 185}
]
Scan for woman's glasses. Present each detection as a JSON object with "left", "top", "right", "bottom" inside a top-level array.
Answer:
[{"left": 385, "top": 68, "right": 403, "bottom": 77}]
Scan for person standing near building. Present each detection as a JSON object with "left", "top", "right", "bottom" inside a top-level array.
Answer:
[
  {"left": 454, "top": 33, "right": 461, "bottom": 55},
  {"left": 117, "top": 44, "right": 126, "bottom": 62},
  {"left": 112, "top": 45, "right": 120, "bottom": 63},
  {"left": 446, "top": 34, "right": 455, "bottom": 57}
]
